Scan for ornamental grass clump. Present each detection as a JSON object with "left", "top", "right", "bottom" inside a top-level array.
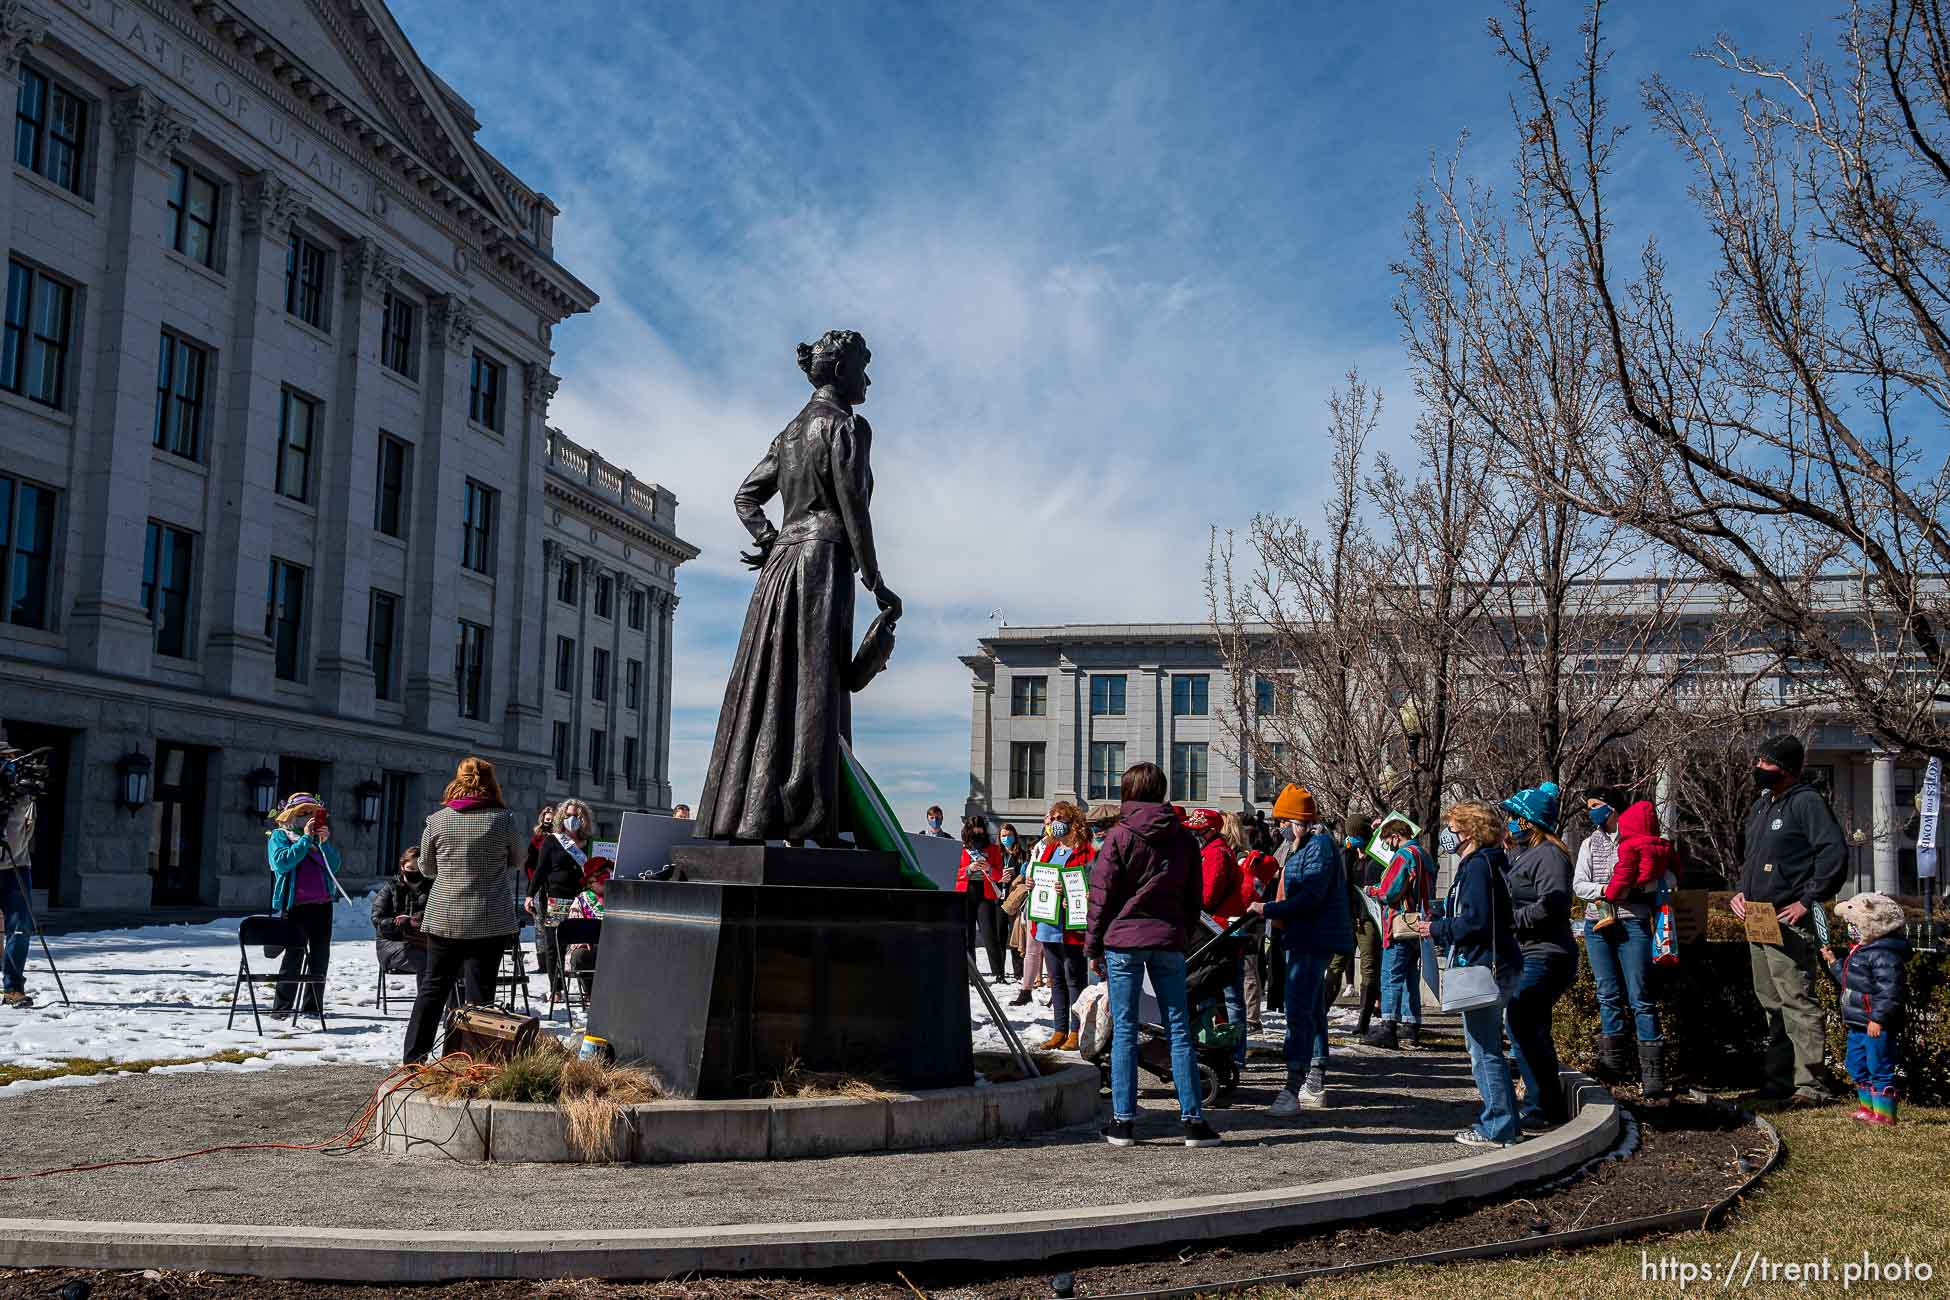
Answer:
[{"left": 417, "top": 1039, "right": 664, "bottom": 1161}]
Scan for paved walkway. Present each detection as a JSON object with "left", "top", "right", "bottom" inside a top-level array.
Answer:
[{"left": 0, "top": 1033, "right": 1489, "bottom": 1231}]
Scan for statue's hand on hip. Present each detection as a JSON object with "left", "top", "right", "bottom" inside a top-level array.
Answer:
[{"left": 738, "top": 540, "right": 773, "bottom": 571}]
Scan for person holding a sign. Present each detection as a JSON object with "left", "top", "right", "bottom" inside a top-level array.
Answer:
[
  {"left": 1364, "top": 815, "right": 1432, "bottom": 1050},
  {"left": 1729, "top": 735, "right": 1848, "bottom": 1104},
  {"left": 526, "top": 798, "right": 598, "bottom": 1006},
  {"left": 1027, "top": 801, "right": 1094, "bottom": 1051},
  {"left": 1249, "top": 784, "right": 1352, "bottom": 1117},
  {"left": 1085, "top": 761, "right": 1222, "bottom": 1148}
]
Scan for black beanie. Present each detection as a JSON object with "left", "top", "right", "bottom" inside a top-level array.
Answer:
[{"left": 1756, "top": 734, "right": 1805, "bottom": 773}]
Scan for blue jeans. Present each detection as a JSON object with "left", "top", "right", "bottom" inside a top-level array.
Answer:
[
  {"left": 1583, "top": 911, "right": 1662, "bottom": 1042},
  {"left": 1461, "top": 969, "right": 1523, "bottom": 1144},
  {"left": 0, "top": 867, "right": 31, "bottom": 994},
  {"left": 1106, "top": 947, "right": 1204, "bottom": 1121},
  {"left": 1505, "top": 950, "right": 1576, "bottom": 1125},
  {"left": 1282, "top": 950, "right": 1332, "bottom": 1081},
  {"left": 1845, "top": 1027, "right": 1899, "bottom": 1093},
  {"left": 1379, "top": 939, "right": 1421, "bottom": 1025},
  {"left": 1222, "top": 953, "right": 1248, "bottom": 1066}
]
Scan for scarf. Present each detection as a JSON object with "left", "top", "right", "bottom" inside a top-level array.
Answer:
[{"left": 445, "top": 796, "right": 503, "bottom": 812}]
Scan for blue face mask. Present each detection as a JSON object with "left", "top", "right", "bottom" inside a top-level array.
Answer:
[
  {"left": 1345, "top": 836, "right": 1361, "bottom": 849},
  {"left": 1588, "top": 805, "right": 1612, "bottom": 830},
  {"left": 1507, "top": 818, "right": 1525, "bottom": 839},
  {"left": 1000, "top": 835, "right": 1016, "bottom": 848},
  {"left": 1438, "top": 828, "right": 1461, "bottom": 855}
]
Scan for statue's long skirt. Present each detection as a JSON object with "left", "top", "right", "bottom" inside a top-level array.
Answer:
[{"left": 696, "top": 539, "right": 854, "bottom": 843}]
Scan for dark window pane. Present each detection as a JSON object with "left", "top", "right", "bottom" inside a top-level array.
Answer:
[{"left": 8, "top": 482, "right": 55, "bottom": 628}]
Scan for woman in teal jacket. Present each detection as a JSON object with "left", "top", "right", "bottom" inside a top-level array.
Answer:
[{"left": 266, "top": 791, "right": 342, "bottom": 1018}]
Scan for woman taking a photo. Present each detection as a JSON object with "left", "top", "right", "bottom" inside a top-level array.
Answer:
[
  {"left": 266, "top": 792, "right": 339, "bottom": 1019},
  {"left": 1500, "top": 782, "right": 1576, "bottom": 1130},
  {"left": 957, "top": 816, "right": 1008, "bottom": 981},
  {"left": 1413, "top": 800, "right": 1524, "bottom": 1147},
  {"left": 526, "top": 798, "right": 596, "bottom": 1006},
  {"left": 999, "top": 821, "right": 1036, "bottom": 1005},
  {"left": 1085, "top": 762, "right": 1222, "bottom": 1148},
  {"left": 1026, "top": 800, "right": 1093, "bottom": 1050},
  {"left": 403, "top": 757, "right": 524, "bottom": 1063}
]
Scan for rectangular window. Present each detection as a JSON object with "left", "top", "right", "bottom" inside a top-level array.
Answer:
[
  {"left": 627, "top": 588, "right": 646, "bottom": 630},
  {"left": 623, "top": 736, "right": 640, "bottom": 790},
  {"left": 167, "top": 160, "right": 222, "bottom": 269},
  {"left": 374, "top": 434, "right": 409, "bottom": 537},
  {"left": 551, "top": 721, "right": 571, "bottom": 781},
  {"left": 1010, "top": 676, "right": 1048, "bottom": 717},
  {"left": 589, "top": 728, "right": 607, "bottom": 784},
  {"left": 3, "top": 259, "right": 74, "bottom": 409},
  {"left": 140, "top": 520, "right": 195, "bottom": 658},
  {"left": 264, "top": 558, "right": 307, "bottom": 681},
  {"left": 152, "top": 329, "right": 209, "bottom": 460},
  {"left": 1171, "top": 674, "right": 1210, "bottom": 717},
  {"left": 625, "top": 658, "right": 642, "bottom": 710},
  {"left": 1009, "top": 742, "right": 1046, "bottom": 802},
  {"left": 594, "top": 573, "right": 613, "bottom": 619},
  {"left": 379, "top": 291, "right": 418, "bottom": 378},
  {"left": 469, "top": 351, "right": 503, "bottom": 431},
  {"left": 1255, "top": 677, "right": 1276, "bottom": 716},
  {"left": 1088, "top": 741, "right": 1126, "bottom": 802},
  {"left": 1090, "top": 674, "right": 1126, "bottom": 717},
  {"left": 283, "top": 231, "right": 330, "bottom": 328},
  {"left": 1254, "top": 742, "right": 1288, "bottom": 804},
  {"left": 591, "top": 647, "right": 610, "bottom": 702},
  {"left": 460, "top": 480, "right": 496, "bottom": 575},
  {"left": 554, "top": 635, "right": 575, "bottom": 693},
  {"left": 557, "top": 556, "right": 579, "bottom": 605},
  {"left": 0, "top": 475, "right": 57, "bottom": 630},
  {"left": 275, "top": 390, "right": 317, "bottom": 503},
  {"left": 367, "top": 589, "right": 398, "bottom": 701},
  {"left": 453, "top": 619, "right": 487, "bottom": 720},
  {"left": 15, "top": 66, "right": 89, "bottom": 197},
  {"left": 1171, "top": 742, "right": 1209, "bottom": 802}
]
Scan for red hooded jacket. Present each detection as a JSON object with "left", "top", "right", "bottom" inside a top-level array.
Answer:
[
  {"left": 1199, "top": 835, "right": 1248, "bottom": 920},
  {"left": 1605, "top": 801, "right": 1679, "bottom": 900}
]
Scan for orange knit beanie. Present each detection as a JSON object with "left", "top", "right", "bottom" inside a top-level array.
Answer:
[{"left": 1271, "top": 784, "right": 1317, "bottom": 822}]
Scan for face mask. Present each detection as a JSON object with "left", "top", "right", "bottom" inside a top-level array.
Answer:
[
  {"left": 1000, "top": 835, "right": 1016, "bottom": 848},
  {"left": 928, "top": 817, "right": 942, "bottom": 830},
  {"left": 1847, "top": 923, "right": 1863, "bottom": 944},
  {"left": 1507, "top": 818, "right": 1525, "bottom": 839},
  {"left": 1438, "top": 828, "right": 1461, "bottom": 855},
  {"left": 1049, "top": 820, "right": 1070, "bottom": 838},
  {"left": 1588, "top": 805, "right": 1612, "bottom": 830},
  {"left": 1753, "top": 766, "right": 1781, "bottom": 791},
  {"left": 1345, "top": 837, "right": 1361, "bottom": 850},
  {"left": 1092, "top": 833, "right": 1106, "bottom": 847},
  {"left": 563, "top": 816, "right": 584, "bottom": 833},
  {"left": 1280, "top": 824, "right": 1298, "bottom": 843}
]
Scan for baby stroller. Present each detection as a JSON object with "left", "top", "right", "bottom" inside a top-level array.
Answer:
[{"left": 1087, "top": 913, "right": 1254, "bottom": 1107}]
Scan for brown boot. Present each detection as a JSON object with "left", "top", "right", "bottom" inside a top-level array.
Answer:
[
  {"left": 1039, "top": 1031, "right": 1067, "bottom": 1050},
  {"left": 1058, "top": 1032, "right": 1080, "bottom": 1051}
]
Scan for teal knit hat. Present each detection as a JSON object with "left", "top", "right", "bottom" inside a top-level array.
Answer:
[{"left": 1501, "top": 782, "right": 1561, "bottom": 832}]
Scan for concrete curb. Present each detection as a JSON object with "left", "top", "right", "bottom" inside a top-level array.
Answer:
[
  {"left": 0, "top": 1072, "right": 1619, "bottom": 1282},
  {"left": 377, "top": 1062, "right": 1103, "bottom": 1162}
]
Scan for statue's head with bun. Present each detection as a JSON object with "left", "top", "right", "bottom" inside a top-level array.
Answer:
[{"left": 796, "top": 329, "right": 871, "bottom": 407}]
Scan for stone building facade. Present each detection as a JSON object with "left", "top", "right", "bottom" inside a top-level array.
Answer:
[{"left": 0, "top": 0, "right": 693, "bottom": 909}]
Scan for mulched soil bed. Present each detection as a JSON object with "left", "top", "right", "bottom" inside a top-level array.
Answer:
[{"left": 0, "top": 1098, "right": 1772, "bottom": 1300}]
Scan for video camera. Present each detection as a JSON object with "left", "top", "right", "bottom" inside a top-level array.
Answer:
[{"left": 0, "top": 746, "right": 51, "bottom": 819}]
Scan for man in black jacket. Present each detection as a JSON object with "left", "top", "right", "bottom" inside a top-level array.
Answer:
[
  {"left": 372, "top": 849, "right": 432, "bottom": 988},
  {"left": 1728, "top": 735, "right": 1847, "bottom": 1103}
]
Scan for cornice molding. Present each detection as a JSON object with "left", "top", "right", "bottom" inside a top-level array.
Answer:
[{"left": 543, "top": 480, "right": 697, "bottom": 566}]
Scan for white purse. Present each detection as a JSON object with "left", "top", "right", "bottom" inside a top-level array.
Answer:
[{"left": 1438, "top": 865, "right": 1508, "bottom": 1013}]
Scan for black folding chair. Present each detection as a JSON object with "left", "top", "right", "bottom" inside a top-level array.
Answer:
[
  {"left": 375, "top": 957, "right": 420, "bottom": 1015},
  {"left": 554, "top": 918, "right": 602, "bottom": 1024},
  {"left": 494, "top": 939, "right": 531, "bottom": 1013},
  {"left": 228, "top": 915, "right": 326, "bottom": 1034}
]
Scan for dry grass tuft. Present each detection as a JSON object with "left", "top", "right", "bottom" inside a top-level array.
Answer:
[
  {"left": 763, "top": 1055, "right": 898, "bottom": 1100},
  {"left": 415, "top": 1039, "right": 663, "bottom": 1162}
]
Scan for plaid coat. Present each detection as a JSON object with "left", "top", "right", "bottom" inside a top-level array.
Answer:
[{"left": 417, "top": 806, "right": 523, "bottom": 940}]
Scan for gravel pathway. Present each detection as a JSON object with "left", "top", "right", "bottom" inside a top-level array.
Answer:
[{"left": 0, "top": 1038, "right": 1488, "bottom": 1231}]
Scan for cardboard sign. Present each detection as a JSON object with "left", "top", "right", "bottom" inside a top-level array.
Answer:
[
  {"left": 1743, "top": 899, "right": 1783, "bottom": 946},
  {"left": 1028, "top": 863, "right": 1062, "bottom": 925},
  {"left": 1061, "top": 867, "right": 1090, "bottom": 931},
  {"left": 1672, "top": 890, "right": 1710, "bottom": 944},
  {"left": 1365, "top": 813, "right": 1421, "bottom": 871}
]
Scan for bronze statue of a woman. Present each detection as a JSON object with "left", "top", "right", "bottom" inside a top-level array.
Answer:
[{"left": 695, "top": 330, "right": 902, "bottom": 844}]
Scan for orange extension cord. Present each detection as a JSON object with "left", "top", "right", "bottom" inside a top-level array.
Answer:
[{"left": 0, "top": 1052, "right": 495, "bottom": 1182}]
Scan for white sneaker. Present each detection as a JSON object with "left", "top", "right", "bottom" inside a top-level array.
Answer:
[
  {"left": 1328, "top": 1008, "right": 1360, "bottom": 1027},
  {"left": 1269, "top": 1089, "right": 1303, "bottom": 1118},
  {"left": 1298, "top": 1082, "right": 1328, "bottom": 1109}
]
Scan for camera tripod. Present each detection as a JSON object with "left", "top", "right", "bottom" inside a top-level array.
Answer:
[{"left": 0, "top": 811, "right": 71, "bottom": 1008}]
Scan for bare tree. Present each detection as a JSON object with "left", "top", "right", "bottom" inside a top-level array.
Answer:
[{"left": 1425, "top": 0, "right": 1950, "bottom": 763}]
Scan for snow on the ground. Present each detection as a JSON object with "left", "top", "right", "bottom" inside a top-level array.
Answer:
[{"left": 0, "top": 899, "right": 1083, "bottom": 1092}]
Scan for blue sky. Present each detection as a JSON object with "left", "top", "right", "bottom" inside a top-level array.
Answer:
[{"left": 391, "top": 0, "right": 1837, "bottom": 818}]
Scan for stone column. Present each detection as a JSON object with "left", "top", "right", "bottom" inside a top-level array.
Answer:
[
  {"left": 312, "top": 238, "right": 401, "bottom": 717},
  {"left": 0, "top": 4, "right": 50, "bottom": 239},
  {"left": 1053, "top": 656, "right": 1080, "bottom": 805},
  {"left": 602, "top": 570, "right": 625, "bottom": 808},
  {"left": 656, "top": 590, "right": 677, "bottom": 808},
  {"left": 502, "top": 363, "right": 558, "bottom": 754},
  {"left": 1136, "top": 664, "right": 1164, "bottom": 769},
  {"left": 402, "top": 294, "right": 477, "bottom": 731},
  {"left": 67, "top": 87, "right": 193, "bottom": 675},
  {"left": 571, "top": 554, "right": 596, "bottom": 795},
  {"left": 1872, "top": 750, "right": 1900, "bottom": 896},
  {"left": 625, "top": 578, "right": 651, "bottom": 806},
  {"left": 967, "top": 673, "right": 994, "bottom": 817}
]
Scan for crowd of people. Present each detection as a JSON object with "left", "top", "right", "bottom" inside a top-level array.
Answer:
[{"left": 945, "top": 730, "right": 1909, "bottom": 1147}]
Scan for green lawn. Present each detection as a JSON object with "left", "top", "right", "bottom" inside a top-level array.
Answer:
[{"left": 1253, "top": 1100, "right": 1948, "bottom": 1300}]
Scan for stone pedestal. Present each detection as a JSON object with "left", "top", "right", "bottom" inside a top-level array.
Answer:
[{"left": 587, "top": 847, "right": 972, "bottom": 1098}]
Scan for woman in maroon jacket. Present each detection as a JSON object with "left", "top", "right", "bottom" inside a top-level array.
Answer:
[{"left": 1085, "top": 762, "right": 1224, "bottom": 1149}]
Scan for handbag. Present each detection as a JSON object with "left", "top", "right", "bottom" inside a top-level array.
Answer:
[
  {"left": 1001, "top": 874, "right": 1031, "bottom": 917},
  {"left": 1438, "top": 865, "right": 1509, "bottom": 1013},
  {"left": 1651, "top": 874, "right": 1680, "bottom": 967}
]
